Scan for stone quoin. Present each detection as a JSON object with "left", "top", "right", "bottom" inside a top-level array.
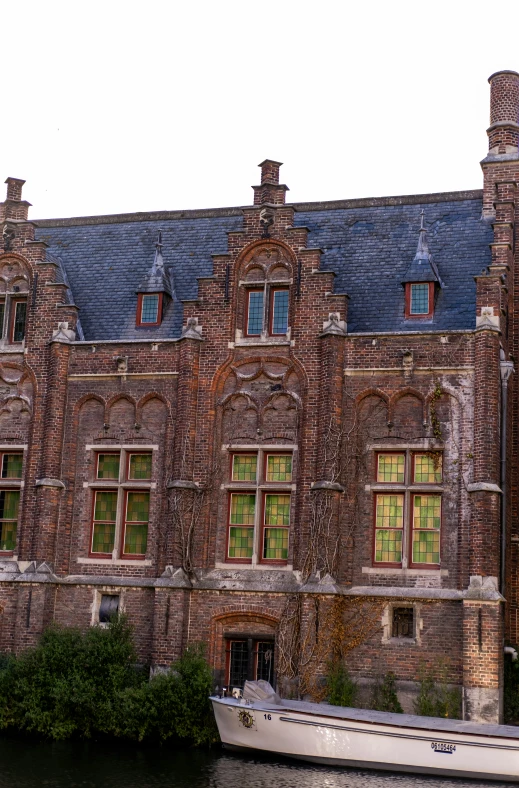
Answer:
[{"left": 0, "top": 72, "right": 518, "bottom": 724}]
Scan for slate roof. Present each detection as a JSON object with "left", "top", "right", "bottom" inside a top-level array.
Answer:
[{"left": 34, "top": 192, "right": 492, "bottom": 341}]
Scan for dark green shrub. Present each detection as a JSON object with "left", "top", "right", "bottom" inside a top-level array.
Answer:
[
  {"left": 0, "top": 624, "right": 217, "bottom": 745},
  {"left": 0, "top": 616, "right": 140, "bottom": 739},
  {"left": 116, "top": 643, "right": 218, "bottom": 744},
  {"left": 370, "top": 672, "right": 403, "bottom": 713},
  {"left": 325, "top": 660, "right": 357, "bottom": 707}
]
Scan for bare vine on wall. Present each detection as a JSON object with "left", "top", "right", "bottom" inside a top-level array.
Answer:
[
  {"left": 169, "top": 433, "right": 220, "bottom": 577},
  {"left": 277, "top": 402, "right": 386, "bottom": 699}
]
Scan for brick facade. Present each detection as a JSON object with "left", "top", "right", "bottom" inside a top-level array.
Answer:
[{"left": 0, "top": 72, "right": 518, "bottom": 723}]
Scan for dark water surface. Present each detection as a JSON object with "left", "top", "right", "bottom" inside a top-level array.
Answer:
[{"left": 0, "top": 736, "right": 514, "bottom": 788}]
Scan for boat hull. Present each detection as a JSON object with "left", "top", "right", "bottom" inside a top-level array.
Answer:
[{"left": 212, "top": 697, "right": 519, "bottom": 782}]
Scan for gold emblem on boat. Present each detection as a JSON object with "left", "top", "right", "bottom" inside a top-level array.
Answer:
[{"left": 238, "top": 710, "right": 254, "bottom": 729}]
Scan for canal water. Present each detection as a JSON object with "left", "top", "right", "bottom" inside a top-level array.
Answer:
[{"left": 0, "top": 736, "right": 513, "bottom": 788}]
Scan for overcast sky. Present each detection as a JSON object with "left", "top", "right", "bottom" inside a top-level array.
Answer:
[{"left": 3, "top": 1, "right": 519, "bottom": 219}]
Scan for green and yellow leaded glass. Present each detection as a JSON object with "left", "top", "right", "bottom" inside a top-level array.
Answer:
[
  {"left": 97, "top": 454, "right": 120, "bottom": 480},
  {"left": 0, "top": 490, "right": 19, "bottom": 552},
  {"left": 228, "top": 494, "right": 255, "bottom": 558},
  {"left": 1, "top": 453, "right": 23, "bottom": 479},
  {"left": 377, "top": 454, "right": 405, "bottom": 483},
  {"left": 413, "top": 454, "right": 442, "bottom": 483},
  {"left": 129, "top": 454, "right": 152, "bottom": 480},
  {"left": 375, "top": 494, "right": 403, "bottom": 563},
  {"left": 232, "top": 455, "right": 257, "bottom": 482},
  {"left": 263, "top": 494, "right": 290, "bottom": 560},
  {"left": 123, "top": 492, "right": 149, "bottom": 555},
  {"left": 266, "top": 455, "right": 292, "bottom": 482},
  {"left": 91, "top": 490, "right": 117, "bottom": 554},
  {"left": 412, "top": 495, "right": 440, "bottom": 564}
]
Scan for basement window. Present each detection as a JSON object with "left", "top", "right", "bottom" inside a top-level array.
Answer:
[
  {"left": 99, "top": 594, "right": 120, "bottom": 624},
  {"left": 392, "top": 607, "right": 414, "bottom": 638}
]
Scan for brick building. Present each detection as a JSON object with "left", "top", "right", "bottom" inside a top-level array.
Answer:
[{"left": 0, "top": 70, "right": 518, "bottom": 723}]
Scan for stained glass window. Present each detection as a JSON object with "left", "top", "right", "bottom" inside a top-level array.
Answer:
[
  {"left": 232, "top": 455, "right": 257, "bottom": 482},
  {"left": 141, "top": 294, "right": 160, "bottom": 324},
  {"left": 91, "top": 491, "right": 117, "bottom": 554},
  {"left": 247, "top": 291, "right": 264, "bottom": 335},
  {"left": 263, "top": 494, "right": 290, "bottom": 560},
  {"left": 1, "top": 453, "right": 23, "bottom": 479},
  {"left": 97, "top": 454, "right": 120, "bottom": 480},
  {"left": 129, "top": 454, "right": 152, "bottom": 480},
  {"left": 266, "top": 455, "right": 292, "bottom": 482},
  {"left": 271, "top": 289, "right": 289, "bottom": 334},
  {"left": 123, "top": 492, "right": 149, "bottom": 555},
  {"left": 375, "top": 494, "right": 404, "bottom": 563},
  {"left": 410, "top": 284, "right": 429, "bottom": 315},
  {"left": 0, "top": 490, "right": 19, "bottom": 552},
  {"left": 229, "top": 494, "right": 255, "bottom": 558},
  {"left": 377, "top": 454, "right": 405, "bottom": 483},
  {"left": 412, "top": 495, "right": 440, "bottom": 564},
  {"left": 414, "top": 454, "right": 442, "bottom": 483}
]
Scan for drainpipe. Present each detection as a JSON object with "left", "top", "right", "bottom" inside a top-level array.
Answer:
[{"left": 500, "top": 355, "right": 514, "bottom": 595}]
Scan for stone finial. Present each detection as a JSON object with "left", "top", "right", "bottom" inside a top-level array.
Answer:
[
  {"left": 259, "top": 207, "right": 274, "bottom": 238},
  {"left": 401, "top": 348, "right": 414, "bottom": 381},
  {"left": 181, "top": 316, "right": 203, "bottom": 340},
  {"left": 476, "top": 306, "right": 500, "bottom": 331},
  {"left": 51, "top": 321, "right": 76, "bottom": 344},
  {"left": 321, "top": 312, "right": 347, "bottom": 336},
  {"left": 116, "top": 356, "right": 128, "bottom": 373}
]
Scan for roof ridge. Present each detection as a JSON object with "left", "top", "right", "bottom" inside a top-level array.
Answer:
[{"left": 32, "top": 189, "right": 484, "bottom": 228}]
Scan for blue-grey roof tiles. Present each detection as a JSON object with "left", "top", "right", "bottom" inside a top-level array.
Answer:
[{"left": 34, "top": 194, "right": 492, "bottom": 341}]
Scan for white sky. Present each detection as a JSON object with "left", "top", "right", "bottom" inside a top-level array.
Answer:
[{"left": 2, "top": 0, "right": 519, "bottom": 219}]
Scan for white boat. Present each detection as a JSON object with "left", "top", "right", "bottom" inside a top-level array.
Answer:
[{"left": 211, "top": 681, "right": 519, "bottom": 782}]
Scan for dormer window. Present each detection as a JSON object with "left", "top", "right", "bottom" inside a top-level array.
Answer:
[
  {"left": 10, "top": 299, "right": 27, "bottom": 342},
  {"left": 244, "top": 286, "right": 289, "bottom": 337},
  {"left": 405, "top": 283, "right": 434, "bottom": 319},
  {"left": 136, "top": 293, "right": 163, "bottom": 327}
]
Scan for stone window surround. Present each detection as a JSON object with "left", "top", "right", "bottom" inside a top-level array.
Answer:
[
  {"left": 382, "top": 601, "right": 423, "bottom": 645},
  {"left": 0, "top": 289, "right": 28, "bottom": 350},
  {"left": 90, "top": 586, "right": 125, "bottom": 628},
  {"left": 222, "top": 444, "right": 297, "bottom": 569},
  {"left": 236, "top": 277, "right": 292, "bottom": 344},
  {"left": 372, "top": 449, "right": 443, "bottom": 570},
  {"left": 83, "top": 444, "right": 158, "bottom": 563}
]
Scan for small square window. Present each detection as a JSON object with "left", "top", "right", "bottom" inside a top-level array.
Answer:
[
  {"left": 232, "top": 455, "right": 257, "bottom": 482},
  {"left": 377, "top": 454, "right": 405, "bottom": 483},
  {"left": 392, "top": 607, "right": 414, "bottom": 638},
  {"left": 1, "top": 453, "right": 23, "bottom": 479},
  {"left": 266, "top": 454, "right": 292, "bottom": 482},
  {"left": 414, "top": 453, "right": 442, "bottom": 483},
  {"left": 128, "top": 453, "right": 152, "bottom": 480},
  {"left": 97, "top": 454, "right": 120, "bottom": 480},
  {"left": 99, "top": 594, "right": 120, "bottom": 624}
]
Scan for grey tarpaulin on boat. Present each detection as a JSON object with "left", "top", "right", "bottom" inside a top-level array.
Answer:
[{"left": 243, "top": 680, "right": 282, "bottom": 705}]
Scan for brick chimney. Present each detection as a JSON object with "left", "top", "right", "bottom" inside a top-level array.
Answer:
[
  {"left": 253, "top": 160, "right": 289, "bottom": 205},
  {"left": 0, "top": 177, "right": 31, "bottom": 223},
  {"left": 487, "top": 71, "right": 519, "bottom": 155}
]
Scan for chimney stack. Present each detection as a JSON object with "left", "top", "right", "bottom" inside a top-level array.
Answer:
[{"left": 487, "top": 70, "right": 519, "bottom": 154}]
